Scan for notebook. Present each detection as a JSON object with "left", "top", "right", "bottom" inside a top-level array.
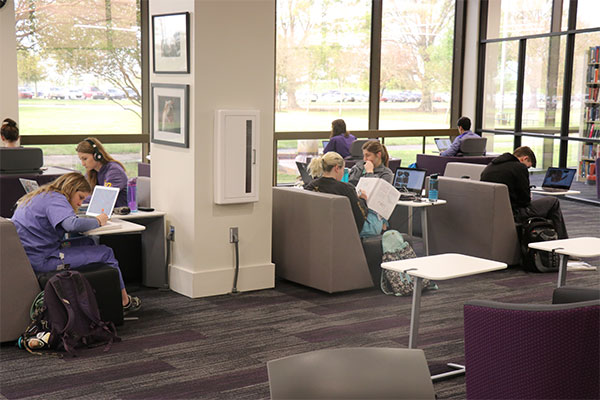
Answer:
[
  {"left": 86, "top": 185, "right": 120, "bottom": 217},
  {"left": 19, "top": 178, "right": 39, "bottom": 193},
  {"left": 434, "top": 138, "right": 452, "bottom": 153},
  {"left": 540, "top": 167, "right": 576, "bottom": 192},
  {"left": 392, "top": 167, "right": 427, "bottom": 197},
  {"left": 296, "top": 161, "right": 313, "bottom": 185}
]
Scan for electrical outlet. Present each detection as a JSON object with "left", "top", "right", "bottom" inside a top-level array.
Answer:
[
  {"left": 168, "top": 225, "right": 175, "bottom": 241},
  {"left": 229, "top": 227, "right": 238, "bottom": 243}
]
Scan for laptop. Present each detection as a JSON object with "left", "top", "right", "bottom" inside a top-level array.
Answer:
[
  {"left": 296, "top": 161, "right": 313, "bottom": 185},
  {"left": 19, "top": 178, "right": 39, "bottom": 193},
  {"left": 392, "top": 167, "right": 427, "bottom": 198},
  {"left": 434, "top": 138, "right": 452, "bottom": 153},
  {"left": 322, "top": 140, "right": 329, "bottom": 149},
  {"left": 86, "top": 185, "right": 120, "bottom": 217},
  {"left": 540, "top": 167, "right": 576, "bottom": 192}
]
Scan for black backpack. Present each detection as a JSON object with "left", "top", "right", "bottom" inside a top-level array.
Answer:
[
  {"left": 20, "top": 270, "right": 120, "bottom": 356},
  {"left": 519, "top": 217, "right": 559, "bottom": 273}
]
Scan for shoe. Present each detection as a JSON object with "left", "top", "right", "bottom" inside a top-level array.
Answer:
[{"left": 123, "top": 295, "right": 141, "bottom": 315}]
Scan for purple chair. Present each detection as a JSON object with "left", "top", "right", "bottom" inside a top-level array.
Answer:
[
  {"left": 416, "top": 154, "right": 496, "bottom": 176},
  {"left": 464, "top": 299, "right": 599, "bottom": 399}
]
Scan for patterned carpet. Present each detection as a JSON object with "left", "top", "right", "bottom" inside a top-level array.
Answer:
[{"left": 1, "top": 199, "right": 598, "bottom": 399}]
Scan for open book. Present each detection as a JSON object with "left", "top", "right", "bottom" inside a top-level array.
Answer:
[
  {"left": 84, "top": 220, "right": 122, "bottom": 235},
  {"left": 356, "top": 177, "right": 400, "bottom": 220}
]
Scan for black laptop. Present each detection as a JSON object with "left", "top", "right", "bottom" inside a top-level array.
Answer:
[
  {"left": 296, "top": 161, "right": 313, "bottom": 185},
  {"left": 392, "top": 167, "right": 427, "bottom": 198},
  {"left": 540, "top": 167, "right": 576, "bottom": 192}
]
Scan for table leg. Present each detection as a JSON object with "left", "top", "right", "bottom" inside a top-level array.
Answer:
[
  {"left": 408, "top": 277, "right": 423, "bottom": 349},
  {"left": 421, "top": 207, "right": 429, "bottom": 256},
  {"left": 557, "top": 254, "right": 568, "bottom": 288},
  {"left": 407, "top": 206, "right": 414, "bottom": 238}
]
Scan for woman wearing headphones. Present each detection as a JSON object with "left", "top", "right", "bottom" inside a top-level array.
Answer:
[{"left": 76, "top": 138, "right": 128, "bottom": 207}]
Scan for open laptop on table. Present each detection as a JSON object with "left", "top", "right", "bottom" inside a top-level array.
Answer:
[
  {"left": 296, "top": 161, "right": 314, "bottom": 185},
  {"left": 538, "top": 167, "right": 576, "bottom": 193},
  {"left": 84, "top": 186, "right": 121, "bottom": 233},
  {"left": 19, "top": 178, "right": 39, "bottom": 194},
  {"left": 434, "top": 138, "right": 452, "bottom": 153},
  {"left": 392, "top": 167, "right": 427, "bottom": 199}
]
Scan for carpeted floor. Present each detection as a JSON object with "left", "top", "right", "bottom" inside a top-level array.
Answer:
[{"left": 1, "top": 199, "right": 598, "bottom": 400}]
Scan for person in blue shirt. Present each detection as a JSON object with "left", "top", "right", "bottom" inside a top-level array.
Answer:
[
  {"left": 76, "top": 137, "right": 128, "bottom": 207},
  {"left": 440, "top": 116, "right": 480, "bottom": 157},
  {"left": 12, "top": 172, "right": 141, "bottom": 314},
  {"left": 323, "top": 119, "right": 356, "bottom": 158}
]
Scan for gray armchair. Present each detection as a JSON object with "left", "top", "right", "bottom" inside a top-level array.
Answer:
[
  {"left": 443, "top": 162, "right": 487, "bottom": 180},
  {"left": 267, "top": 348, "right": 436, "bottom": 399},
  {"left": 459, "top": 137, "right": 487, "bottom": 156}
]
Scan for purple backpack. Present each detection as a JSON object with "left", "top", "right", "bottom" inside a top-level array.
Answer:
[{"left": 43, "top": 270, "right": 120, "bottom": 355}]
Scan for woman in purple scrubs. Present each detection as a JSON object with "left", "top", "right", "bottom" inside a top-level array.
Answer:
[
  {"left": 76, "top": 138, "right": 128, "bottom": 207},
  {"left": 12, "top": 172, "right": 141, "bottom": 314}
]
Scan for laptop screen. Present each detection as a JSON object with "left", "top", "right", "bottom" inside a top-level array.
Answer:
[
  {"left": 434, "top": 138, "right": 452, "bottom": 152},
  {"left": 19, "top": 178, "right": 39, "bottom": 194},
  {"left": 322, "top": 140, "right": 329, "bottom": 149},
  {"left": 296, "top": 161, "right": 313, "bottom": 185},
  {"left": 392, "top": 167, "right": 427, "bottom": 194},
  {"left": 86, "top": 185, "right": 120, "bottom": 217},
  {"left": 542, "top": 167, "right": 576, "bottom": 190}
]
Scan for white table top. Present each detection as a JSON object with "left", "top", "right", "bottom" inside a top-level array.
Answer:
[
  {"left": 531, "top": 189, "right": 581, "bottom": 196},
  {"left": 528, "top": 237, "right": 600, "bottom": 257},
  {"left": 116, "top": 210, "right": 166, "bottom": 220},
  {"left": 381, "top": 253, "right": 507, "bottom": 280},
  {"left": 396, "top": 199, "right": 447, "bottom": 208},
  {"left": 84, "top": 219, "right": 146, "bottom": 236}
]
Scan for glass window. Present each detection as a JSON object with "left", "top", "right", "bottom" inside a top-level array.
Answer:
[
  {"left": 379, "top": 0, "right": 455, "bottom": 130},
  {"left": 275, "top": 0, "right": 371, "bottom": 133},
  {"left": 486, "top": 0, "right": 553, "bottom": 39},
  {"left": 570, "top": 32, "right": 600, "bottom": 134},
  {"left": 576, "top": 0, "right": 600, "bottom": 30},
  {"left": 482, "top": 41, "right": 519, "bottom": 130},
  {"left": 522, "top": 37, "right": 565, "bottom": 132},
  {"left": 14, "top": 0, "right": 142, "bottom": 165}
]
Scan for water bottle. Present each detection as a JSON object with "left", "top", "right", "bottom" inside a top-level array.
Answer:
[
  {"left": 341, "top": 167, "right": 350, "bottom": 183},
  {"left": 127, "top": 178, "right": 138, "bottom": 212},
  {"left": 428, "top": 173, "right": 439, "bottom": 202}
]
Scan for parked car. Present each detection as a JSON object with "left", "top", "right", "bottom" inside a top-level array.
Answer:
[
  {"left": 83, "top": 86, "right": 106, "bottom": 99},
  {"left": 47, "top": 87, "right": 67, "bottom": 99},
  {"left": 124, "top": 87, "right": 140, "bottom": 100},
  {"left": 67, "top": 88, "right": 84, "bottom": 100},
  {"left": 105, "top": 88, "right": 125, "bottom": 100},
  {"left": 18, "top": 87, "right": 34, "bottom": 99}
]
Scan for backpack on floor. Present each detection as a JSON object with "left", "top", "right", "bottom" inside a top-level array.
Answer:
[
  {"left": 19, "top": 270, "right": 120, "bottom": 356},
  {"left": 380, "top": 230, "right": 438, "bottom": 296},
  {"left": 519, "top": 217, "right": 560, "bottom": 273}
]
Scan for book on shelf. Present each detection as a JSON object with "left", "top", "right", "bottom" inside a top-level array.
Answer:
[{"left": 355, "top": 177, "right": 400, "bottom": 220}]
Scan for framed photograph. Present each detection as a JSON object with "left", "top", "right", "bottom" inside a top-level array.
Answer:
[
  {"left": 151, "top": 84, "right": 189, "bottom": 148},
  {"left": 152, "top": 12, "right": 190, "bottom": 73}
]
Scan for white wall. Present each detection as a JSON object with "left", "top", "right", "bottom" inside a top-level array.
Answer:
[
  {"left": 0, "top": 0, "right": 19, "bottom": 122},
  {"left": 149, "top": 0, "right": 275, "bottom": 298}
]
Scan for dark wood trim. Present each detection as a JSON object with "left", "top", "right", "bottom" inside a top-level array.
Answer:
[
  {"left": 482, "top": 26, "right": 600, "bottom": 44},
  {"left": 20, "top": 134, "right": 149, "bottom": 145},
  {"left": 274, "top": 129, "right": 458, "bottom": 141}
]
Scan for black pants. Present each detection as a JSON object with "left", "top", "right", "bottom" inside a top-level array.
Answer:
[{"left": 515, "top": 196, "right": 568, "bottom": 239}]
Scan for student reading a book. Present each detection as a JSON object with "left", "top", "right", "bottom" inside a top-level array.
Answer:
[
  {"left": 76, "top": 137, "right": 128, "bottom": 207},
  {"left": 348, "top": 140, "right": 394, "bottom": 187},
  {"left": 1, "top": 118, "right": 20, "bottom": 147},
  {"left": 12, "top": 172, "right": 142, "bottom": 314},
  {"left": 323, "top": 119, "right": 356, "bottom": 158},
  {"left": 306, "top": 152, "right": 369, "bottom": 233}
]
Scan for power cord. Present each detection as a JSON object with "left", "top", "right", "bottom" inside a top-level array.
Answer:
[
  {"left": 230, "top": 231, "right": 240, "bottom": 295},
  {"left": 160, "top": 226, "right": 175, "bottom": 292}
]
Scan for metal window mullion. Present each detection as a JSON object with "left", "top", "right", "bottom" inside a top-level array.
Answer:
[
  {"left": 513, "top": 39, "right": 527, "bottom": 149},
  {"left": 450, "top": 0, "right": 467, "bottom": 127},
  {"left": 475, "top": 0, "right": 489, "bottom": 134},
  {"left": 369, "top": 0, "right": 383, "bottom": 130}
]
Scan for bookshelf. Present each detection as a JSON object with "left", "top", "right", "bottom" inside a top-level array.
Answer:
[{"left": 578, "top": 45, "right": 599, "bottom": 182}]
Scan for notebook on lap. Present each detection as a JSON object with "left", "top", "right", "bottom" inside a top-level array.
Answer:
[
  {"left": 392, "top": 167, "right": 427, "bottom": 199},
  {"left": 540, "top": 167, "right": 576, "bottom": 192},
  {"left": 434, "top": 138, "right": 452, "bottom": 153}
]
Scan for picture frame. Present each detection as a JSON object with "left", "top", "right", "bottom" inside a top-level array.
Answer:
[
  {"left": 152, "top": 12, "right": 190, "bottom": 74},
  {"left": 151, "top": 84, "right": 189, "bottom": 148}
]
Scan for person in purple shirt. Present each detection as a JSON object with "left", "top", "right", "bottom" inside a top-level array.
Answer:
[
  {"left": 323, "top": 119, "right": 356, "bottom": 158},
  {"left": 440, "top": 116, "right": 481, "bottom": 157},
  {"left": 12, "top": 172, "right": 141, "bottom": 314},
  {"left": 76, "top": 137, "right": 128, "bottom": 207}
]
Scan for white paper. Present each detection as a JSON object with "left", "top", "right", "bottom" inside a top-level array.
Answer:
[
  {"left": 84, "top": 221, "right": 122, "bottom": 235},
  {"left": 356, "top": 177, "right": 400, "bottom": 220}
]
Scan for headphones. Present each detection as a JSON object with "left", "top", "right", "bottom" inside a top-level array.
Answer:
[{"left": 85, "top": 139, "right": 103, "bottom": 162}]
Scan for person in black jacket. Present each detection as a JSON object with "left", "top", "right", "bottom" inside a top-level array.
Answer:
[
  {"left": 481, "top": 146, "right": 568, "bottom": 239},
  {"left": 305, "top": 152, "right": 368, "bottom": 233}
]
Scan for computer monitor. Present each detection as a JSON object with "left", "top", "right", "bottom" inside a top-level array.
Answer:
[{"left": 392, "top": 167, "right": 427, "bottom": 194}]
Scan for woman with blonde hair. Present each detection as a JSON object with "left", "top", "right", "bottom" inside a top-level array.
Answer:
[
  {"left": 348, "top": 140, "right": 393, "bottom": 187},
  {"left": 305, "top": 152, "right": 368, "bottom": 232},
  {"left": 12, "top": 172, "right": 141, "bottom": 314},
  {"left": 76, "top": 138, "right": 128, "bottom": 207}
]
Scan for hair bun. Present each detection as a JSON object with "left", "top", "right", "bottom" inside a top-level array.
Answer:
[{"left": 2, "top": 118, "right": 17, "bottom": 127}]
